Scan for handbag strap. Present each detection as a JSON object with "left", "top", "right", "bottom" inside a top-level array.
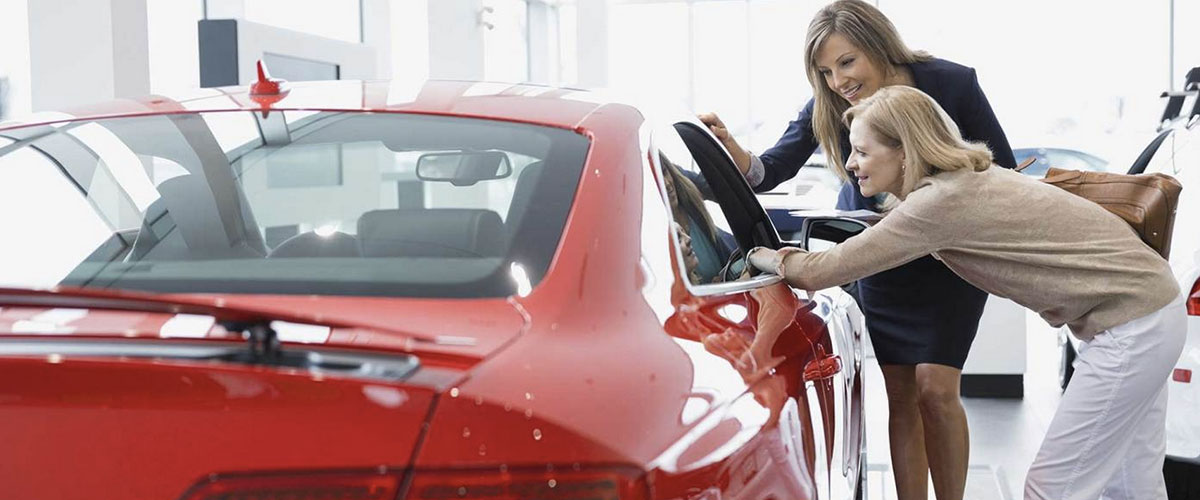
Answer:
[
  {"left": 1014, "top": 156, "right": 1036, "bottom": 172},
  {"left": 1042, "top": 167, "right": 1083, "bottom": 184}
]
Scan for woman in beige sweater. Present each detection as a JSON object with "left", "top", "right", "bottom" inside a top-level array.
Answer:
[{"left": 748, "top": 85, "right": 1185, "bottom": 500}]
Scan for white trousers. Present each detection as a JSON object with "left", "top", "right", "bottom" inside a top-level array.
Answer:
[{"left": 1025, "top": 296, "right": 1187, "bottom": 500}]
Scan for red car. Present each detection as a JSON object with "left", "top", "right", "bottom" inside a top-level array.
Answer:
[{"left": 0, "top": 70, "right": 867, "bottom": 500}]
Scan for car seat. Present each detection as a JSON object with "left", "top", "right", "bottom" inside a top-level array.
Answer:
[{"left": 357, "top": 208, "right": 504, "bottom": 258}]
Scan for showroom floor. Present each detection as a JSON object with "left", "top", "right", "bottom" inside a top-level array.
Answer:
[{"left": 863, "top": 313, "right": 1063, "bottom": 500}]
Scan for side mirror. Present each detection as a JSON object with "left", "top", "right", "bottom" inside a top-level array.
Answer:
[
  {"left": 787, "top": 216, "right": 871, "bottom": 251},
  {"left": 416, "top": 151, "right": 512, "bottom": 186}
]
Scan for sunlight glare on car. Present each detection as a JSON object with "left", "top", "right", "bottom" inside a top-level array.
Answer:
[{"left": 510, "top": 262, "right": 532, "bottom": 297}]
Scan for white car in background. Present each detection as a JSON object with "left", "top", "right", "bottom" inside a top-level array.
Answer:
[
  {"left": 755, "top": 153, "right": 844, "bottom": 232},
  {"left": 1058, "top": 67, "right": 1200, "bottom": 499},
  {"left": 1145, "top": 75, "right": 1200, "bottom": 499}
]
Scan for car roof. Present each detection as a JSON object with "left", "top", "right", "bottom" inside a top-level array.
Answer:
[{"left": 0, "top": 80, "right": 632, "bottom": 132}]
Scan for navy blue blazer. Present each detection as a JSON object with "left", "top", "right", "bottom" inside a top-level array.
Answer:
[{"left": 755, "top": 58, "right": 1016, "bottom": 211}]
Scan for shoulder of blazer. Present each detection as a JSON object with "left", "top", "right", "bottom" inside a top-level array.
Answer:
[{"left": 910, "top": 58, "right": 977, "bottom": 111}]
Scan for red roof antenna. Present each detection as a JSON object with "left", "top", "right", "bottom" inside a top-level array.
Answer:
[
  {"left": 249, "top": 59, "right": 288, "bottom": 118},
  {"left": 250, "top": 59, "right": 286, "bottom": 96}
]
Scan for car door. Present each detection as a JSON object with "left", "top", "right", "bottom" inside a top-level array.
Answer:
[{"left": 646, "top": 117, "right": 850, "bottom": 499}]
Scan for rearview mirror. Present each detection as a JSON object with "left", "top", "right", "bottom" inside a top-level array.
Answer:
[{"left": 416, "top": 151, "right": 512, "bottom": 186}]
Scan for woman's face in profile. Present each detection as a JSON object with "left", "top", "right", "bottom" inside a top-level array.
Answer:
[
  {"left": 846, "top": 119, "right": 905, "bottom": 197},
  {"left": 814, "top": 32, "right": 886, "bottom": 104}
]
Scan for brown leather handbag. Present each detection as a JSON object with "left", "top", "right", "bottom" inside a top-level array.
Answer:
[{"left": 1037, "top": 167, "right": 1183, "bottom": 259}]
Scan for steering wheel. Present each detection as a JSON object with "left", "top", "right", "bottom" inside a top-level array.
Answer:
[{"left": 719, "top": 247, "right": 759, "bottom": 282}]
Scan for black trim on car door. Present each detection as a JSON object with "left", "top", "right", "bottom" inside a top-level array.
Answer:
[{"left": 672, "top": 122, "right": 781, "bottom": 251}]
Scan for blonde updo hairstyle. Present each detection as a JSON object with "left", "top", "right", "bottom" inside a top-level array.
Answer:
[
  {"left": 842, "top": 86, "right": 993, "bottom": 198},
  {"left": 804, "top": 0, "right": 930, "bottom": 177}
]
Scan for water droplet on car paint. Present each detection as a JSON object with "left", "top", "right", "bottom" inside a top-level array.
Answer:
[
  {"left": 546, "top": 464, "right": 554, "bottom": 472},
  {"left": 449, "top": 387, "right": 459, "bottom": 398},
  {"left": 532, "top": 429, "right": 542, "bottom": 440},
  {"left": 572, "top": 462, "right": 581, "bottom": 471},
  {"left": 457, "top": 486, "right": 467, "bottom": 496},
  {"left": 498, "top": 464, "right": 508, "bottom": 474},
  {"left": 377, "top": 465, "right": 387, "bottom": 474},
  {"left": 478, "top": 444, "right": 487, "bottom": 456},
  {"left": 503, "top": 402, "right": 512, "bottom": 411},
  {"left": 524, "top": 409, "right": 533, "bottom": 419},
  {"left": 474, "top": 396, "right": 484, "bottom": 406},
  {"left": 462, "top": 427, "right": 471, "bottom": 438},
  {"left": 550, "top": 323, "right": 558, "bottom": 331},
  {"left": 548, "top": 479, "right": 558, "bottom": 488},
  {"left": 525, "top": 392, "right": 533, "bottom": 401}
]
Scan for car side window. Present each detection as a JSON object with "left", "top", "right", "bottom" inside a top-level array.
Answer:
[{"left": 654, "top": 125, "right": 743, "bottom": 285}]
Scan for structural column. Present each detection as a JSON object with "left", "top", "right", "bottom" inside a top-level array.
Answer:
[
  {"left": 427, "top": 0, "right": 485, "bottom": 80},
  {"left": 362, "top": 0, "right": 393, "bottom": 80},
  {"left": 575, "top": 0, "right": 608, "bottom": 88}
]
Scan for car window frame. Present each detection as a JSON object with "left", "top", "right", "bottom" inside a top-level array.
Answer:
[{"left": 648, "top": 119, "right": 784, "bottom": 297}]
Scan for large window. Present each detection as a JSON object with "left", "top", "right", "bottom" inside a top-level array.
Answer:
[
  {"left": 1172, "top": 0, "right": 1199, "bottom": 92},
  {"left": 243, "top": 0, "right": 362, "bottom": 43},
  {"left": 0, "top": 0, "right": 31, "bottom": 120},
  {"left": 610, "top": 0, "right": 1187, "bottom": 178},
  {"left": 609, "top": 0, "right": 825, "bottom": 154},
  {"left": 484, "top": 0, "right": 531, "bottom": 82}
]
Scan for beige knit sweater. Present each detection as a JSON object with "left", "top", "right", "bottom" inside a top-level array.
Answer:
[{"left": 782, "top": 166, "right": 1179, "bottom": 339}]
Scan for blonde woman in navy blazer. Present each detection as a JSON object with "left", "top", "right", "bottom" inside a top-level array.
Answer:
[{"left": 700, "top": 2, "right": 1015, "bottom": 499}]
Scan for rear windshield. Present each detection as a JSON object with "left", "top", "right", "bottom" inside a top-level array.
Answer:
[{"left": 0, "top": 111, "right": 589, "bottom": 297}]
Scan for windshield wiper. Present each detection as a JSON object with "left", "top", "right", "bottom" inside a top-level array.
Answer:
[{"left": 217, "top": 319, "right": 281, "bottom": 361}]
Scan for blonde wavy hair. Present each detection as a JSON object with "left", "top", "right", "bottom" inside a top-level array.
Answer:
[
  {"left": 843, "top": 86, "right": 993, "bottom": 199},
  {"left": 804, "top": 0, "right": 930, "bottom": 176}
]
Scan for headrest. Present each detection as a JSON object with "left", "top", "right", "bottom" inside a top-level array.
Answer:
[
  {"left": 130, "top": 174, "right": 266, "bottom": 261},
  {"left": 357, "top": 209, "right": 504, "bottom": 258},
  {"left": 268, "top": 231, "right": 361, "bottom": 258},
  {"left": 506, "top": 161, "right": 544, "bottom": 229}
]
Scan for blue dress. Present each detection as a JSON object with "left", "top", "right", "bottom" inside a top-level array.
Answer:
[{"left": 757, "top": 58, "right": 1017, "bottom": 368}]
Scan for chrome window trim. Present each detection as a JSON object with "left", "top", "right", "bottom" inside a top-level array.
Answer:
[{"left": 687, "top": 272, "right": 783, "bottom": 296}]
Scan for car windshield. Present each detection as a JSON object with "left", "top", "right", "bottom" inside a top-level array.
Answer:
[{"left": 0, "top": 111, "right": 589, "bottom": 298}]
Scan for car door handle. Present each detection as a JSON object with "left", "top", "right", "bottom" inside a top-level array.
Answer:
[{"left": 806, "top": 350, "right": 844, "bottom": 381}]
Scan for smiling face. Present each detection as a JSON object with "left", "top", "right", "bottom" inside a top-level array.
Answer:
[
  {"left": 846, "top": 118, "right": 905, "bottom": 197},
  {"left": 814, "top": 32, "right": 887, "bottom": 105}
]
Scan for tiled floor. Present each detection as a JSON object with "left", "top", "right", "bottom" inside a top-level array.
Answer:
[{"left": 863, "top": 313, "right": 1063, "bottom": 499}]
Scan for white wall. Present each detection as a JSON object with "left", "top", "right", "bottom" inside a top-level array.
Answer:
[
  {"left": 28, "top": 0, "right": 150, "bottom": 111},
  {"left": 232, "top": 20, "right": 377, "bottom": 84}
]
